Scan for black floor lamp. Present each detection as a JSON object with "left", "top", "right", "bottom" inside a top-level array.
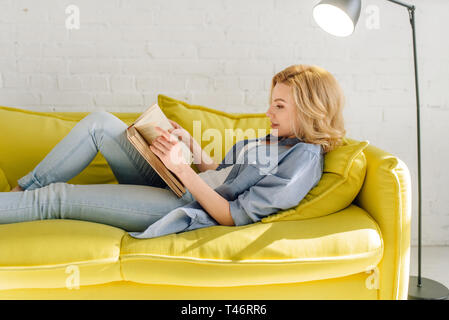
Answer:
[{"left": 312, "top": 0, "right": 449, "bottom": 300}]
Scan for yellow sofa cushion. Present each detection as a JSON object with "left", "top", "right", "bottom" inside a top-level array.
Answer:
[
  {"left": 0, "top": 106, "right": 138, "bottom": 187},
  {"left": 0, "top": 219, "right": 125, "bottom": 290},
  {"left": 120, "top": 204, "right": 383, "bottom": 287},
  {"left": 262, "top": 138, "right": 369, "bottom": 222},
  {"left": 0, "top": 168, "right": 10, "bottom": 192}
]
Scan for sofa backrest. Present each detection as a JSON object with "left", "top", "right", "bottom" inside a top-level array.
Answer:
[{"left": 0, "top": 106, "right": 138, "bottom": 187}]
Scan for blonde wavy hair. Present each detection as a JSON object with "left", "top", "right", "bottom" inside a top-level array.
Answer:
[{"left": 269, "top": 64, "right": 346, "bottom": 154}]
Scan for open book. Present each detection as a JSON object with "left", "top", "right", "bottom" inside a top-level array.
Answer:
[{"left": 126, "top": 103, "right": 193, "bottom": 197}]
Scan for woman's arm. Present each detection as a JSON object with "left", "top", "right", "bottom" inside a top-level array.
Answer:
[
  {"left": 150, "top": 126, "right": 233, "bottom": 226},
  {"left": 176, "top": 164, "right": 234, "bottom": 226}
]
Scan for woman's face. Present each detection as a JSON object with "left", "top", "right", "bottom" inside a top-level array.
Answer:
[{"left": 266, "top": 82, "right": 298, "bottom": 139}]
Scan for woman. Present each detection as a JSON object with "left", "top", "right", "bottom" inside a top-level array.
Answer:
[{"left": 1, "top": 64, "right": 346, "bottom": 239}]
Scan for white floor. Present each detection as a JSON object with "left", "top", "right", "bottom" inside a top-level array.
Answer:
[{"left": 409, "top": 246, "right": 449, "bottom": 295}]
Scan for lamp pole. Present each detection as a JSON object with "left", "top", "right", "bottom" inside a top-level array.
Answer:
[
  {"left": 313, "top": 0, "right": 449, "bottom": 300},
  {"left": 385, "top": 0, "right": 448, "bottom": 300},
  {"left": 386, "top": 0, "right": 423, "bottom": 292}
]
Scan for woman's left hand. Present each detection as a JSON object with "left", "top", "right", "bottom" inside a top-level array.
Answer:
[{"left": 150, "top": 126, "right": 189, "bottom": 176}]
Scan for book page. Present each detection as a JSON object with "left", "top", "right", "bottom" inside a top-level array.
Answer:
[
  {"left": 134, "top": 104, "right": 193, "bottom": 165},
  {"left": 134, "top": 104, "right": 171, "bottom": 144}
]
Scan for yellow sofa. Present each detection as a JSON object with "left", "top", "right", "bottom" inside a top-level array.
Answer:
[{"left": 0, "top": 103, "right": 411, "bottom": 300}]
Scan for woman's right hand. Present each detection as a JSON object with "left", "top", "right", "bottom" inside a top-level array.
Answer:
[
  {"left": 168, "top": 118, "right": 219, "bottom": 172},
  {"left": 167, "top": 119, "right": 193, "bottom": 149}
]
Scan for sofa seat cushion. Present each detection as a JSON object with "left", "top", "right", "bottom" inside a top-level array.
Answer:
[
  {"left": 0, "top": 220, "right": 125, "bottom": 290},
  {"left": 120, "top": 204, "right": 383, "bottom": 287}
]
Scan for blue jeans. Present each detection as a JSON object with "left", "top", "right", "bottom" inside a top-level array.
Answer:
[{"left": 0, "top": 111, "right": 194, "bottom": 233}]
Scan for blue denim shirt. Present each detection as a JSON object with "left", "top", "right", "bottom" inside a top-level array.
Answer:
[{"left": 128, "top": 134, "right": 324, "bottom": 239}]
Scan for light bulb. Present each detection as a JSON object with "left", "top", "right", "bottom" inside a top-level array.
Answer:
[{"left": 313, "top": 3, "right": 355, "bottom": 37}]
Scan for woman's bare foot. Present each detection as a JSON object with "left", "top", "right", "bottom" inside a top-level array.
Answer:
[{"left": 10, "top": 185, "right": 24, "bottom": 192}]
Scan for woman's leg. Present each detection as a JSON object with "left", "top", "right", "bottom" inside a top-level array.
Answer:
[
  {"left": 0, "top": 182, "right": 194, "bottom": 232},
  {"left": 17, "top": 111, "right": 167, "bottom": 191}
]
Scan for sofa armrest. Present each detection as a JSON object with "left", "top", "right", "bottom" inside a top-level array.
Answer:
[{"left": 354, "top": 144, "right": 412, "bottom": 300}]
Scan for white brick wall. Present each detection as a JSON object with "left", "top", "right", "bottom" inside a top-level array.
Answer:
[{"left": 0, "top": 0, "right": 448, "bottom": 245}]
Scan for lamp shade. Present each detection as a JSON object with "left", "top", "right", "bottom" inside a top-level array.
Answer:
[{"left": 313, "top": 0, "right": 361, "bottom": 37}]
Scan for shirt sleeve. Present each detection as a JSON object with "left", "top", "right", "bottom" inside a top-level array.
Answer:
[{"left": 228, "top": 149, "right": 323, "bottom": 226}]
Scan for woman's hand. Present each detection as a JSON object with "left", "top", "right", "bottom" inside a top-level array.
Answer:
[
  {"left": 168, "top": 119, "right": 219, "bottom": 172},
  {"left": 167, "top": 119, "right": 193, "bottom": 151},
  {"left": 150, "top": 126, "right": 190, "bottom": 176}
]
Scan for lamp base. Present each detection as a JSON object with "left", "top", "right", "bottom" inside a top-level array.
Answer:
[{"left": 408, "top": 276, "right": 449, "bottom": 300}]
